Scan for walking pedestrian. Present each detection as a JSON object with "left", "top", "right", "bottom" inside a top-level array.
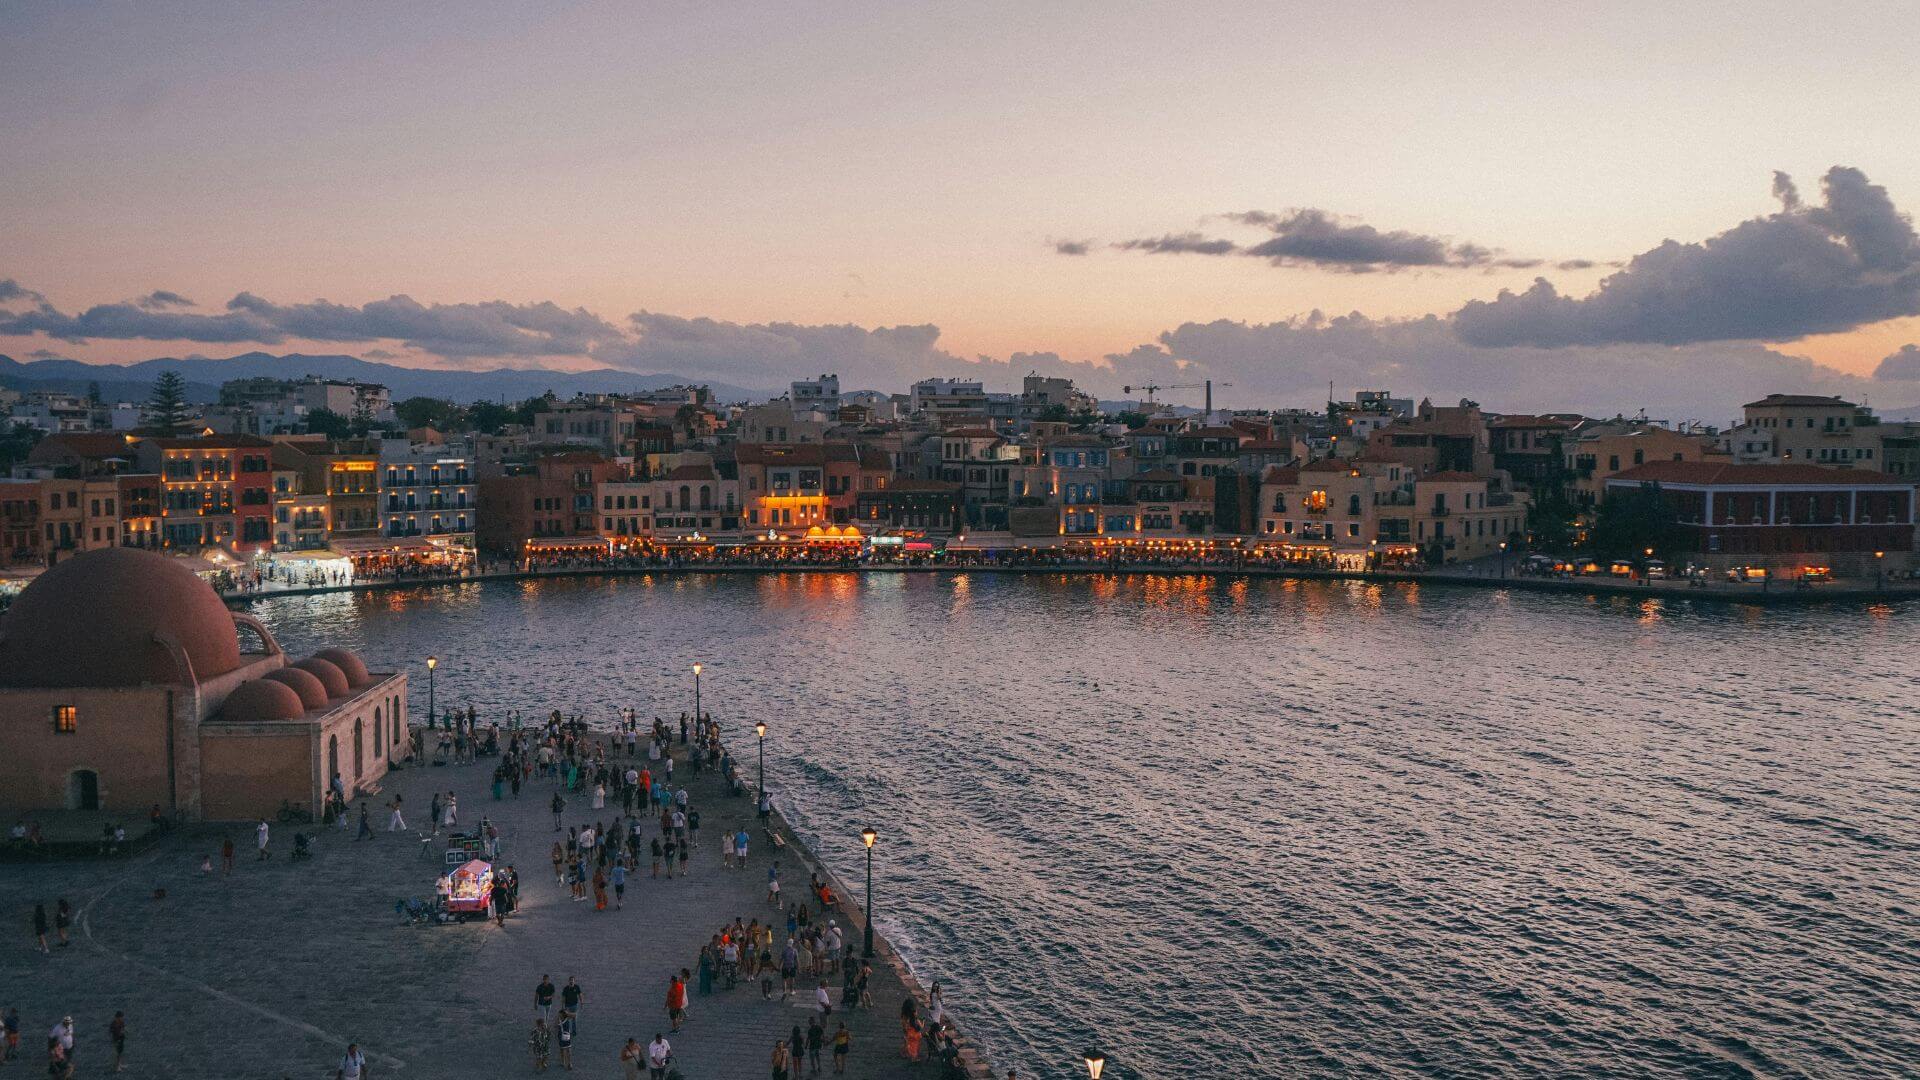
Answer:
[
  {"left": 355, "top": 803, "right": 374, "bottom": 841},
  {"left": 335, "top": 1041, "right": 368, "bottom": 1080},
  {"left": 646, "top": 1033, "right": 672, "bottom": 1080},
  {"left": 620, "top": 1036, "right": 643, "bottom": 1080},
  {"left": 528, "top": 1018, "right": 551, "bottom": 1072},
  {"left": 665, "top": 972, "right": 687, "bottom": 1031},
  {"left": 32, "top": 904, "right": 50, "bottom": 954},
  {"left": 387, "top": 796, "right": 406, "bottom": 832},
  {"left": 256, "top": 818, "right": 271, "bottom": 859},
  {"left": 807, "top": 1015, "right": 825, "bottom": 1076},
  {"left": 832, "top": 1023, "right": 851, "bottom": 1074},
  {"left": 54, "top": 898, "right": 71, "bottom": 947},
  {"left": 555, "top": 1010, "right": 576, "bottom": 1071},
  {"left": 535, "top": 975, "right": 556, "bottom": 1019},
  {"left": 561, "top": 976, "right": 583, "bottom": 1018},
  {"left": 108, "top": 1011, "right": 126, "bottom": 1072}
]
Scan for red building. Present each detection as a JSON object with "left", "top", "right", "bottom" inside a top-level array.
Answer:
[
  {"left": 136, "top": 435, "right": 276, "bottom": 555},
  {"left": 1606, "top": 461, "right": 1916, "bottom": 574},
  {"left": 476, "top": 452, "right": 619, "bottom": 558}
]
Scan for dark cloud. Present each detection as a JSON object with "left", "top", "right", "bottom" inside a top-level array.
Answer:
[
  {"left": 0, "top": 279, "right": 46, "bottom": 304},
  {"left": 1112, "top": 233, "right": 1239, "bottom": 256},
  {"left": 137, "top": 290, "right": 195, "bottom": 309},
  {"left": 1454, "top": 166, "right": 1920, "bottom": 347},
  {"left": 1873, "top": 343, "right": 1920, "bottom": 380},
  {"left": 1554, "top": 259, "right": 1599, "bottom": 271},
  {"left": 1052, "top": 239, "right": 1094, "bottom": 256},
  {"left": 0, "top": 300, "right": 278, "bottom": 344},
  {"left": 1241, "top": 208, "right": 1459, "bottom": 271}
]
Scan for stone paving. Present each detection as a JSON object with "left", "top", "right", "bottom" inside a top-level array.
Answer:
[{"left": 0, "top": 726, "right": 947, "bottom": 1079}]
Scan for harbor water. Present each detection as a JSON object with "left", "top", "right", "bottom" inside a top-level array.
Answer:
[{"left": 251, "top": 572, "right": 1920, "bottom": 1078}]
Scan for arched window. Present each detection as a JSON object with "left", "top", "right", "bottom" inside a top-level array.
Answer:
[
  {"left": 353, "top": 719, "right": 364, "bottom": 780},
  {"left": 374, "top": 707, "right": 383, "bottom": 758},
  {"left": 699, "top": 485, "right": 712, "bottom": 510},
  {"left": 679, "top": 485, "right": 691, "bottom": 511},
  {"left": 1349, "top": 494, "right": 1362, "bottom": 516},
  {"left": 328, "top": 735, "right": 339, "bottom": 786}
]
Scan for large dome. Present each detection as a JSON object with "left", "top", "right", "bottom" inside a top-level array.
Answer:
[
  {"left": 262, "top": 667, "right": 329, "bottom": 710},
  {"left": 312, "top": 648, "right": 371, "bottom": 687},
  {"left": 0, "top": 548, "right": 244, "bottom": 688}
]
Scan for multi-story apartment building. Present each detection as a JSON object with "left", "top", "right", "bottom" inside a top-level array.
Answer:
[
  {"left": 271, "top": 467, "right": 330, "bottom": 552},
  {"left": 476, "top": 452, "right": 618, "bottom": 556},
  {"left": 1606, "top": 460, "right": 1915, "bottom": 575},
  {"left": 528, "top": 398, "right": 651, "bottom": 454},
  {"left": 734, "top": 403, "right": 827, "bottom": 445},
  {"left": 1739, "top": 394, "right": 1883, "bottom": 467},
  {"left": 271, "top": 440, "right": 382, "bottom": 540},
  {"left": 137, "top": 435, "right": 275, "bottom": 554},
  {"left": 650, "top": 463, "right": 742, "bottom": 538},
  {"left": 824, "top": 443, "right": 892, "bottom": 525},
  {"left": 1563, "top": 422, "right": 1720, "bottom": 507},
  {"left": 934, "top": 428, "right": 1018, "bottom": 529},
  {"left": 0, "top": 479, "right": 44, "bottom": 569},
  {"left": 910, "top": 378, "right": 988, "bottom": 420},
  {"left": 735, "top": 443, "right": 829, "bottom": 533},
  {"left": 378, "top": 442, "right": 476, "bottom": 555},
  {"left": 1488, "top": 415, "right": 1577, "bottom": 488}
]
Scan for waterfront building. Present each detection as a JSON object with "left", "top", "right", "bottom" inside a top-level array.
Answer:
[
  {"left": 0, "top": 547, "right": 409, "bottom": 820},
  {"left": 734, "top": 402, "right": 828, "bottom": 445},
  {"left": 136, "top": 434, "right": 276, "bottom": 555},
  {"left": 824, "top": 442, "right": 892, "bottom": 525},
  {"left": 378, "top": 440, "right": 477, "bottom": 561},
  {"left": 1562, "top": 422, "right": 1722, "bottom": 507},
  {"left": 1739, "top": 394, "right": 1884, "bottom": 468},
  {"left": 855, "top": 477, "right": 960, "bottom": 534},
  {"left": 270, "top": 467, "right": 329, "bottom": 552},
  {"left": 648, "top": 461, "right": 743, "bottom": 538},
  {"left": 476, "top": 451, "right": 618, "bottom": 557},
  {"left": 270, "top": 439, "right": 382, "bottom": 543},
  {"left": 1488, "top": 414, "right": 1578, "bottom": 488},
  {"left": 1604, "top": 461, "right": 1916, "bottom": 575},
  {"left": 735, "top": 443, "right": 830, "bottom": 533},
  {"left": 1412, "top": 471, "right": 1525, "bottom": 563},
  {"left": 935, "top": 428, "right": 1018, "bottom": 529}
]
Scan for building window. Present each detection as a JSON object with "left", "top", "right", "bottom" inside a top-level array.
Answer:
[{"left": 53, "top": 705, "right": 77, "bottom": 733}]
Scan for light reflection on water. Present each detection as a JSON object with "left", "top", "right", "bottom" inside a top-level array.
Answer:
[{"left": 251, "top": 573, "right": 1920, "bottom": 1078}]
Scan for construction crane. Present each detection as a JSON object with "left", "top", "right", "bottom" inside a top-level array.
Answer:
[{"left": 1121, "top": 380, "right": 1233, "bottom": 413}]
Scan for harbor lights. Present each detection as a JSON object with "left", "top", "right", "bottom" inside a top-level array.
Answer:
[
  {"left": 1498, "top": 540, "right": 1507, "bottom": 580},
  {"left": 692, "top": 662, "right": 703, "bottom": 721},
  {"left": 1876, "top": 550, "right": 1886, "bottom": 588},
  {"left": 1084, "top": 1052, "right": 1106, "bottom": 1079},
  {"left": 426, "top": 655, "right": 437, "bottom": 728},
  {"left": 755, "top": 721, "right": 768, "bottom": 797},
  {"left": 861, "top": 826, "right": 878, "bottom": 958}
]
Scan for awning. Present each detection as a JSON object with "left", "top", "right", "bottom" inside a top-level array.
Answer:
[
  {"left": 524, "top": 537, "right": 613, "bottom": 551},
  {"left": 331, "top": 537, "right": 440, "bottom": 556}
]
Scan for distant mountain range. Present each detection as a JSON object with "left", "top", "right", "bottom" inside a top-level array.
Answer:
[{"left": 0, "top": 351, "right": 775, "bottom": 406}]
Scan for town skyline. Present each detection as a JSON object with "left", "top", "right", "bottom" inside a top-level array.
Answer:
[{"left": 6, "top": 3, "right": 1920, "bottom": 419}]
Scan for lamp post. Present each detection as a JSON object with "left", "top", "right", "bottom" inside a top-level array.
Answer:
[
  {"left": 755, "top": 721, "right": 767, "bottom": 797},
  {"left": 1643, "top": 546, "right": 1655, "bottom": 586},
  {"left": 1498, "top": 540, "right": 1507, "bottom": 580},
  {"left": 1084, "top": 1052, "right": 1106, "bottom": 1080},
  {"left": 692, "top": 662, "right": 703, "bottom": 721},
  {"left": 1875, "top": 550, "right": 1886, "bottom": 589},
  {"left": 861, "top": 826, "right": 878, "bottom": 958},
  {"left": 426, "top": 655, "right": 437, "bottom": 729}
]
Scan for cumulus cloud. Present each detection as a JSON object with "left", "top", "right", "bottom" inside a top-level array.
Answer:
[
  {"left": 1052, "top": 238, "right": 1094, "bottom": 256},
  {"left": 136, "top": 290, "right": 195, "bottom": 309},
  {"left": 1112, "top": 233, "right": 1239, "bottom": 256},
  {"left": 1873, "top": 343, "right": 1920, "bottom": 380},
  {"left": 1454, "top": 166, "right": 1920, "bottom": 347}
]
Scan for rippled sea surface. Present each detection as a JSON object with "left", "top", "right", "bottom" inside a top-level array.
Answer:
[{"left": 252, "top": 573, "right": 1920, "bottom": 1079}]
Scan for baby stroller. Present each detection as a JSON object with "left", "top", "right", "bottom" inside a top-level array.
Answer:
[{"left": 395, "top": 897, "right": 435, "bottom": 925}]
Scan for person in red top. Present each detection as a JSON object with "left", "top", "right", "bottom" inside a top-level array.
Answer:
[{"left": 666, "top": 972, "right": 688, "bottom": 1031}]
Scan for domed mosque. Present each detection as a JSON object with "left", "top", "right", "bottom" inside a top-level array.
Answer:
[{"left": 0, "top": 548, "right": 411, "bottom": 820}]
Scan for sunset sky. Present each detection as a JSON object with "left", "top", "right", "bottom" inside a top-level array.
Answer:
[{"left": 5, "top": 1, "right": 1920, "bottom": 417}]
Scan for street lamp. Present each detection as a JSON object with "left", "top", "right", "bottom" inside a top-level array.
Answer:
[
  {"left": 692, "top": 662, "right": 703, "bottom": 721},
  {"left": 1084, "top": 1052, "right": 1106, "bottom": 1080},
  {"left": 1875, "top": 550, "right": 1886, "bottom": 589},
  {"left": 861, "top": 826, "right": 878, "bottom": 958},
  {"left": 1498, "top": 540, "right": 1507, "bottom": 580},
  {"left": 1643, "top": 546, "right": 1655, "bottom": 586},
  {"left": 426, "top": 655, "right": 437, "bottom": 729},
  {"left": 755, "top": 721, "right": 767, "bottom": 797}
]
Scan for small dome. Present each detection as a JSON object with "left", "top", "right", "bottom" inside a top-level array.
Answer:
[
  {"left": 312, "top": 648, "right": 371, "bottom": 687},
  {"left": 292, "top": 657, "right": 350, "bottom": 699},
  {"left": 0, "top": 547, "right": 243, "bottom": 688},
  {"left": 221, "top": 679, "right": 306, "bottom": 723},
  {"left": 262, "top": 667, "right": 328, "bottom": 710}
]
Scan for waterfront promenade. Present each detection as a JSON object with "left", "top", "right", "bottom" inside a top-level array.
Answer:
[
  {"left": 216, "top": 555, "right": 1920, "bottom": 607},
  {"left": 0, "top": 720, "right": 960, "bottom": 1079}
]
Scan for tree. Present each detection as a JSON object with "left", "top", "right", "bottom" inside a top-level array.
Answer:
[
  {"left": 1525, "top": 488, "right": 1581, "bottom": 554},
  {"left": 0, "top": 421, "right": 43, "bottom": 473},
  {"left": 394, "top": 396, "right": 456, "bottom": 431},
  {"left": 86, "top": 381, "right": 103, "bottom": 406},
  {"left": 1113, "top": 410, "right": 1149, "bottom": 430},
  {"left": 145, "top": 371, "right": 194, "bottom": 435},
  {"left": 349, "top": 393, "right": 375, "bottom": 436},
  {"left": 465, "top": 401, "right": 514, "bottom": 435},
  {"left": 305, "top": 407, "right": 352, "bottom": 439},
  {"left": 1588, "top": 483, "right": 1685, "bottom": 562}
]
